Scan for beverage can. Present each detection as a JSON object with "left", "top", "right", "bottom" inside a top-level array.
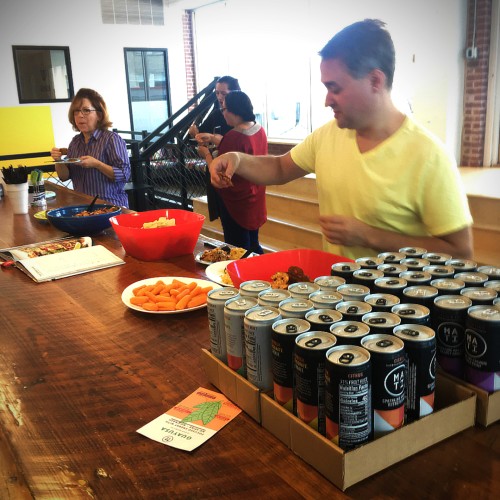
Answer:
[
  {"left": 305, "top": 308, "right": 342, "bottom": 332},
  {"left": 394, "top": 324, "right": 436, "bottom": 423},
  {"left": 361, "top": 333, "right": 406, "bottom": 437},
  {"left": 314, "top": 275, "right": 346, "bottom": 292},
  {"left": 445, "top": 258, "right": 478, "bottom": 273},
  {"left": 402, "top": 285, "right": 438, "bottom": 309},
  {"left": 431, "top": 278, "right": 466, "bottom": 296},
  {"left": 330, "top": 320, "right": 371, "bottom": 345},
  {"left": 239, "top": 280, "right": 272, "bottom": 297},
  {"left": 336, "top": 300, "right": 372, "bottom": 321},
  {"left": 352, "top": 269, "right": 384, "bottom": 287},
  {"left": 460, "top": 286, "right": 497, "bottom": 306},
  {"left": 399, "top": 246, "right": 427, "bottom": 258},
  {"left": 378, "top": 251, "right": 406, "bottom": 264},
  {"left": 288, "top": 281, "right": 320, "bottom": 299},
  {"left": 361, "top": 311, "right": 401, "bottom": 335},
  {"left": 373, "top": 276, "right": 408, "bottom": 297},
  {"left": 377, "top": 263, "right": 409, "bottom": 277},
  {"left": 271, "top": 318, "right": 311, "bottom": 412},
  {"left": 399, "top": 270, "right": 432, "bottom": 286},
  {"left": 422, "top": 252, "right": 453, "bottom": 265},
  {"left": 325, "top": 344, "right": 372, "bottom": 450},
  {"left": 355, "top": 256, "right": 384, "bottom": 269},
  {"left": 454, "top": 272, "right": 489, "bottom": 287},
  {"left": 295, "top": 331, "right": 337, "bottom": 435},
  {"left": 207, "top": 287, "right": 239, "bottom": 361},
  {"left": 330, "top": 261, "right": 361, "bottom": 283},
  {"left": 244, "top": 306, "right": 282, "bottom": 390},
  {"left": 278, "top": 297, "right": 314, "bottom": 319},
  {"left": 392, "top": 303, "right": 431, "bottom": 326},
  {"left": 337, "top": 283, "right": 371, "bottom": 301},
  {"left": 309, "top": 290, "right": 343, "bottom": 309},
  {"left": 400, "top": 258, "right": 430, "bottom": 271},
  {"left": 258, "top": 289, "right": 291, "bottom": 307},
  {"left": 422, "top": 265, "right": 455, "bottom": 279},
  {"left": 364, "top": 293, "right": 400, "bottom": 312}
]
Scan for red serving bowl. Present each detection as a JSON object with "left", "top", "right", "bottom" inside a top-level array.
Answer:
[
  {"left": 226, "top": 248, "right": 353, "bottom": 288},
  {"left": 110, "top": 209, "right": 205, "bottom": 261}
]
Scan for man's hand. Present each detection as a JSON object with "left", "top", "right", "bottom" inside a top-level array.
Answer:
[
  {"left": 209, "top": 152, "right": 239, "bottom": 188},
  {"left": 319, "top": 214, "right": 369, "bottom": 248}
]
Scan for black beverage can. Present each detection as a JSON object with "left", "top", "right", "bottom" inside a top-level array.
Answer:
[
  {"left": 377, "top": 263, "right": 409, "bottom": 277},
  {"left": 330, "top": 320, "right": 371, "bottom": 346},
  {"left": 400, "top": 258, "right": 430, "bottom": 271},
  {"left": 352, "top": 269, "right": 384, "bottom": 288},
  {"left": 432, "top": 295, "right": 472, "bottom": 378},
  {"left": 422, "top": 252, "right": 453, "bottom": 265},
  {"left": 422, "top": 265, "right": 455, "bottom": 279},
  {"left": 361, "top": 334, "right": 406, "bottom": 437},
  {"left": 373, "top": 277, "right": 408, "bottom": 298},
  {"left": 399, "top": 246, "right": 427, "bottom": 258},
  {"left": 460, "top": 286, "right": 498, "bottom": 306},
  {"left": 445, "top": 258, "right": 478, "bottom": 273},
  {"left": 362, "top": 311, "right": 401, "bottom": 335},
  {"left": 431, "top": 278, "right": 466, "bottom": 296},
  {"left": 476, "top": 265, "right": 500, "bottom": 281},
  {"left": 393, "top": 324, "right": 436, "bottom": 423},
  {"left": 331, "top": 261, "right": 361, "bottom": 283},
  {"left": 271, "top": 318, "right": 311, "bottom": 412},
  {"left": 244, "top": 306, "right": 282, "bottom": 390},
  {"left": 378, "top": 251, "right": 406, "bottom": 264},
  {"left": 364, "top": 293, "right": 400, "bottom": 312},
  {"left": 356, "top": 256, "right": 384, "bottom": 269},
  {"left": 305, "top": 308, "right": 343, "bottom": 332},
  {"left": 337, "top": 283, "right": 371, "bottom": 302},
  {"left": 485, "top": 280, "right": 500, "bottom": 294},
  {"left": 325, "top": 345, "right": 372, "bottom": 450},
  {"left": 399, "top": 270, "right": 432, "bottom": 287},
  {"left": 336, "top": 300, "right": 372, "bottom": 321},
  {"left": 392, "top": 303, "right": 431, "bottom": 326},
  {"left": 295, "top": 331, "right": 337, "bottom": 435},
  {"left": 464, "top": 305, "right": 500, "bottom": 392},
  {"left": 279, "top": 297, "right": 315, "bottom": 319},
  {"left": 402, "top": 285, "right": 438, "bottom": 309},
  {"left": 224, "top": 296, "right": 258, "bottom": 376},
  {"left": 314, "top": 275, "right": 346, "bottom": 292},
  {"left": 454, "top": 272, "right": 489, "bottom": 287},
  {"left": 309, "top": 290, "right": 343, "bottom": 309},
  {"left": 207, "top": 287, "right": 240, "bottom": 362}
]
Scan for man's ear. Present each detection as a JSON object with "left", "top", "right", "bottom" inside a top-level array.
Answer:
[{"left": 370, "top": 69, "right": 386, "bottom": 91}]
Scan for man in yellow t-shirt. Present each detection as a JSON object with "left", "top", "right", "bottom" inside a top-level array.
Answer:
[{"left": 209, "top": 19, "right": 473, "bottom": 260}]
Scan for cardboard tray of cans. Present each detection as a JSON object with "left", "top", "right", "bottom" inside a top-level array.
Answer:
[
  {"left": 202, "top": 348, "right": 476, "bottom": 490},
  {"left": 438, "top": 369, "right": 500, "bottom": 427}
]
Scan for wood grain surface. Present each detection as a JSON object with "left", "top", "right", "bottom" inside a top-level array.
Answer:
[{"left": 0, "top": 185, "right": 498, "bottom": 499}]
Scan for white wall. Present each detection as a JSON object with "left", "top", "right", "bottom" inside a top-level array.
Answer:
[
  {"left": 0, "top": 0, "right": 467, "bottom": 159},
  {"left": 0, "top": 0, "right": 188, "bottom": 148}
]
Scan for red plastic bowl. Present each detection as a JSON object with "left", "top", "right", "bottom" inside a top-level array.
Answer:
[
  {"left": 110, "top": 209, "right": 205, "bottom": 261},
  {"left": 226, "top": 248, "right": 353, "bottom": 288}
]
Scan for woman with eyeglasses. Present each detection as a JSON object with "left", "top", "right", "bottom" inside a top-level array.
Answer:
[
  {"left": 50, "top": 88, "right": 131, "bottom": 207},
  {"left": 198, "top": 91, "right": 268, "bottom": 254}
]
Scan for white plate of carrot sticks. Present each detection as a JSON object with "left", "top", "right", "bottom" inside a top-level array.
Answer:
[{"left": 121, "top": 277, "right": 219, "bottom": 314}]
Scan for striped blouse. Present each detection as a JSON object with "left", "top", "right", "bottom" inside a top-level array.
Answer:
[{"left": 67, "top": 129, "right": 131, "bottom": 207}]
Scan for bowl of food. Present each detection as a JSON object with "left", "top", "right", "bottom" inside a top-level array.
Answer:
[
  {"left": 46, "top": 204, "right": 122, "bottom": 235},
  {"left": 110, "top": 209, "right": 205, "bottom": 261},
  {"left": 226, "top": 248, "right": 353, "bottom": 288}
]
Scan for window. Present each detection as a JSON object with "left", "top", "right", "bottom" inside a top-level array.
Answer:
[
  {"left": 124, "top": 48, "right": 171, "bottom": 133},
  {"left": 12, "top": 46, "right": 74, "bottom": 103}
]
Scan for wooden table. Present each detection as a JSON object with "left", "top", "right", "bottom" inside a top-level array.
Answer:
[{"left": 0, "top": 184, "right": 498, "bottom": 499}]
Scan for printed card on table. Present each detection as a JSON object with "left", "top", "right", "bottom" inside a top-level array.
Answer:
[{"left": 137, "top": 387, "right": 241, "bottom": 451}]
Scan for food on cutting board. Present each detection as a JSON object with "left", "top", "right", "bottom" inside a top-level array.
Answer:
[{"left": 9, "top": 237, "right": 92, "bottom": 260}]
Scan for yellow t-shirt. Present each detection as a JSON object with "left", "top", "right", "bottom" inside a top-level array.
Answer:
[{"left": 290, "top": 116, "right": 472, "bottom": 259}]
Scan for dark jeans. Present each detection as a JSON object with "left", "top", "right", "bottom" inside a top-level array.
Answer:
[{"left": 217, "top": 196, "right": 264, "bottom": 254}]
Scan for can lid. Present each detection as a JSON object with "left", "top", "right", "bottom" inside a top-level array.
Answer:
[
  {"left": 361, "top": 333, "right": 405, "bottom": 353},
  {"left": 445, "top": 258, "right": 478, "bottom": 271},
  {"left": 288, "top": 282, "right": 320, "bottom": 295},
  {"left": 467, "top": 304, "right": 500, "bottom": 321},
  {"left": 434, "top": 295, "right": 472, "bottom": 309},
  {"left": 208, "top": 287, "right": 239, "bottom": 300},
  {"left": 330, "top": 320, "right": 370, "bottom": 337},
  {"left": 364, "top": 293, "right": 400, "bottom": 307},
  {"left": 403, "top": 285, "right": 438, "bottom": 298},
  {"left": 353, "top": 269, "right": 384, "bottom": 280},
  {"left": 296, "top": 331, "right": 337, "bottom": 350},
  {"left": 326, "top": 344, "right": 371, "bottom": 366},
  {"left": 430, "top": 278, "right": 465, "bottom": 291},
  {"left": 331, "top": 261, "right": 361, "bottom": 272},
  {"left": 225, "top": 296, "right": 258, "bottom": 311},
  {"left": 392, "top": 303, "right": 430, "bottom": 318},
  {"left": 355, "top": 256, "right": 384, "bottom": 267},
  {"left": 399, "top": 246, "right": 427, "bottom": 257},
  {"left": 314, "top": 275, "right": 346, "bottom": 289},
  {"left": 393, "top": 324, "right": 435, "bottom": 342},
  {"left": 460, "top": 287, "right": 497, "bottom": 301},
  {"left": 337, "top": 283, "right": 371, "bottom": 297},
  {"left": 279, "top": 298, "right": 314, "bottom": 313},
  {"left": 272, "top": 318, "right": 311, "bottom": 335},
  {"left": 240, "top": 280, "right": 271, "bottom": 292},
  {"left": 305, "top": 308, "right": 342, "bottom": 324},
  {"left": 454, "top": 272, "right": 489, "bottom": 284},
  {"left": 476, "top": 265, "right": 500, "bottom": 279},
  {"left": 422, "top": 252, "right": 453, "bottom": 263},
  {"left": 362, "top": 311, "right": 401, "bottom": 326},
  {"left": 336, "top": 300, "right": 372, "bottom": 315},
  {"left": 258, "top": 289, "right": 291, "bottom": 302},
  {"left": 400, "top": 271, "right": 432, "bottom": 282},
  {"left": 245, "top": 306, "right": 281, "bottom": 322},
  {"left": 484, "top": 280, "right": 500, "bottom": 292},
  {"left": 378, "top": 251, "right": 406, "bottom": 263},
  {"left": 374, "top": 276, "right": 407, "bottom": 288}
]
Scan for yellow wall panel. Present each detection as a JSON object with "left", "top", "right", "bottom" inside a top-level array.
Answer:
[{"left": 0, "top": 106, "right": 54, "bottom": 168}]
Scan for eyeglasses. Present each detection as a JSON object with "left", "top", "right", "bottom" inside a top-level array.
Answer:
[{"left": 73, "top": 108, "right": 96, "bottom": 116}]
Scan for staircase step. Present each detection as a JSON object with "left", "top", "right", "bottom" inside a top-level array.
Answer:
[{"left": 266, "top": 174, "right": 318, "bottom": 203}]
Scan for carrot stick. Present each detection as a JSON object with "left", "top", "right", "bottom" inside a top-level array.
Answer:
[
  {"left": 142, "top": 302, "right": 159, "bottom": 311},
  {"left": 130, "top": 296, "right": 149, "bottom": 305},
  {"left": 157, "top": 302, "right": 176, "bottom": 311},
  {"left": 175, "top": 294, "right": 191, "bottom": 310},
  {"left": 132, "top": 284, "right": 147, "bottom": 295},
  {"left": 187, "top": 293, "right": 208, "bottom": 308}
]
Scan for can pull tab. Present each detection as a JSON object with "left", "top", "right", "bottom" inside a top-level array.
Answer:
[
  {"left": 400, "top": 309, "right": 416, "bottom": 316},
  {"left": 376, "top": 339, "right": 394, "bottom": 348},
  {"left": 375, "top": 298, "right": 387, "bottom": 305},
  {"left": 339, "top": 352, "right": 355, "bottom": 364},
  {"left": 402, "top": 328, "right": 419, "bottom": 337},
  {"left": 286, "top": 324, "right": 298, "bottom": 333},
  {"left": 319, "top": 314, "right": 333, "bottom": 322},
  {"left": 344, "top": 325, "right": 359, "bottom": 333},
  {"left": 305, "top": 337, "right": 322, "bottom": 348},
  {"left": 369, "top": 317, "right": 387, "bottom": 324},
  {"left": 347, "top": 306, "right": 359, "bottom": 313}
]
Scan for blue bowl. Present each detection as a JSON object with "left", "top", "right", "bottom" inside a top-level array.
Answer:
[{"left": 46, "top": 204, "right": 122, "bottom": 236}]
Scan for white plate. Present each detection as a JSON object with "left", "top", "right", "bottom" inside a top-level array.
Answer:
[
  {"left": 121, "top": 276, "right": 220, "bottom": 314},
  {"left": 45, "top": 190, "right": 56, "bottom": 200},
  {"left": 205, "top": 260, "right": 235, "bottom": 286},
  {"left": 54, "top": 158, "right": 81, "bottom": 164}
]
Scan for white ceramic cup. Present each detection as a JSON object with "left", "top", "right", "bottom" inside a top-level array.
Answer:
[{"left": 5, "top": 182, "right": 29, "bottom": 214}]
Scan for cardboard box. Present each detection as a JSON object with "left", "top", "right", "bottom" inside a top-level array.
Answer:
[
  {"left": 203, "top": 348, "right": 476, "bottom": 490},
  {"left": 201, "top": 348, "right": 261, "bottom": 422},
  {"left": 438, "top": 369, "right": 500, "bottom": 427}
]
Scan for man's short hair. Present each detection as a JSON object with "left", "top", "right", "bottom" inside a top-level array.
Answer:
[{"left": 319, "top": 19, "right": 396, "bottom": 89}]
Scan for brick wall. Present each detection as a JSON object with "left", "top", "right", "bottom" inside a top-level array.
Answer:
[
  {"left": 183, "top": 10, "right": 197, "bottom": 100},
  {"left": 461, "top": 0, "right": 492, "bottom": 166}
]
